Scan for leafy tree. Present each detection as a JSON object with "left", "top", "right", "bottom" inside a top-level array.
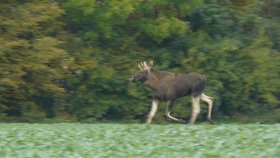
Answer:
[
  {"left": 0, "top": 0, "right": 279, "bottom": 123},
  {"left": 0, "top": 1, "right": 73, "bottom": 121}
]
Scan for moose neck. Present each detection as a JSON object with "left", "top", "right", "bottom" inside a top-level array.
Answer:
[{"left": 145, "top": 68, "right": 171, "bottom": 90}]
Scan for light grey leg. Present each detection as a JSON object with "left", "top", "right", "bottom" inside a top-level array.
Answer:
[
  {"left": 146, "top": 99, "right": 160, "bottom": 124},
  {"left": 165, "top": 100, "right": 186, "bottom": 123},
  {"left": 189, "top": 96, "right": 201, "bottom": 125},
  {"left": 200, "top": 93, "right": 214, "bottom": 124}
]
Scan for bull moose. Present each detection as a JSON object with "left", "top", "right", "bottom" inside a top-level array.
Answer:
[{"left": 129, "top": 61, "right": 214, "bottom": 125}]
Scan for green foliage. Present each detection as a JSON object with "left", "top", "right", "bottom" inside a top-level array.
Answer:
[
  {"left": 0, "top": 123, "right": 280, "bottom": 157},
  {"left": 0, "top": 1, "right": 74, "bottom": 120}
]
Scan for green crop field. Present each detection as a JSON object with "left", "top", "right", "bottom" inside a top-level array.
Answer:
[{"left": 0, "top": 123, "right": 279, "bottom": 158}]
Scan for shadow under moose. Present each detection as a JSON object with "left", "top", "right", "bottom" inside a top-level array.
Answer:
[{"left": 129, "top": 61, "right": 214, "bottom": 125}]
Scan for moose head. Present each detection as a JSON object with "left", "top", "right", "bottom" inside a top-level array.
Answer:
[{"left": 129, "top": 61, "right": 153, "bottom": 82}]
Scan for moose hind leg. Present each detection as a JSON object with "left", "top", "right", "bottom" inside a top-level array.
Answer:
[
  {"left": 189, "top": 96, "right": 201, "bottom": 125},
  {"left": 200, "top": 93, "right": 214, "bottom": 124},
  {"left": 165, "top": 100, "right": 186, "bottom": 123},
  {"left": 146, "top": 99, "right": 160, "bottom": 124}
]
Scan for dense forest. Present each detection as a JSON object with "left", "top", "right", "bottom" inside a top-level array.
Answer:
[{"left": 0, "top": 0, "right": 279, "bottom": 123}]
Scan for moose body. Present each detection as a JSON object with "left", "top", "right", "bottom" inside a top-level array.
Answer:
[
  {"left": 150, "top": 72, "right": 206, "bottom": 101},
  {"left": 129, "top": 61, "right": 214, "bottom": 124}
]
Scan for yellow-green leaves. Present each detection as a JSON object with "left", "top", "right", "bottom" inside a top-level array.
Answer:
[
  {"left": 64, "top": 0, "right": 96, "bottom": 16},
  {"left": 0, "top": 1, "right": 72, "bottom": 120},
  {"left": 144, "top": 17, "right": 188, "bottom": 43}
]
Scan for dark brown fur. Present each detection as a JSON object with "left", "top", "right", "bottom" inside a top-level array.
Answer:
[{"left": 142, "top": 68, "right": 207, "bottom": 101}]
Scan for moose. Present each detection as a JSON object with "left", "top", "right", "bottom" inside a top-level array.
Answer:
[{"left": 129, "top": 61, "right": 214, "bottom": 125}]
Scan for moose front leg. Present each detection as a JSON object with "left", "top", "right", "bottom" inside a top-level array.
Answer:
[
  {"left": 189, "top": 96, "right": 201, "bottom": 125},
  {"left": 165, "top": 100, "right": 186, "bottom": 123},
  {"left": 146, "top": 99, "right": 160, "bottom": 124}
]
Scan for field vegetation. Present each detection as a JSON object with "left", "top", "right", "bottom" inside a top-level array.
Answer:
[
  {"left": 0, "top": 1, "right": 279, "bottom": 123},
  {"left": 0, "top": 123, "right": 280, "bottom": 158}
]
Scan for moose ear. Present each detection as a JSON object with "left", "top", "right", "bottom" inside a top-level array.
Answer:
[{"left": 149, "top": 61, "right": 154, "bottom": 67}]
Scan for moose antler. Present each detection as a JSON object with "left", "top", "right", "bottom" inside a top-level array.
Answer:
[
  {"left": 138, "top": 61, "right": 153, "bottom": 72},
  {"left": 138, "top": 63, "right": 144, "bottom": 70}
]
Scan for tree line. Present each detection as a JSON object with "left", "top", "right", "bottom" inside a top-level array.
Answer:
[{"left": 0, "top": 0, "right": 279, "bottom": 123}]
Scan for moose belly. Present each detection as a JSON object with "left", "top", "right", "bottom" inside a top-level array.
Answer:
[
  {"left": 153, "top": 85, "right": 191, "bottom": 101},
  {"left": 178, "top": 78, "right": 206, "bottom": 97}
]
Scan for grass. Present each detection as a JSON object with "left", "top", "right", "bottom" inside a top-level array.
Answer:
[{"left": 0, "top": 123, "right": 279, "bottom": 158}]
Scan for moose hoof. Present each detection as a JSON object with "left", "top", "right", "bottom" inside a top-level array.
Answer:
[
  {"left": 208, "top": 119, "right": 214, "bottom": 125},
  {"left": 178, "top": 119, "right": 187, "bottom": 124}
]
